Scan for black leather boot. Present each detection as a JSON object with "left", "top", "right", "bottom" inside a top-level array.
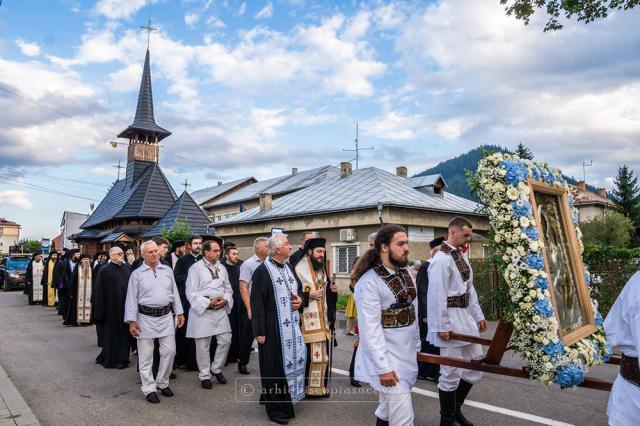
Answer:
[
  {"left": 438, "top": 389, "right": 457, "bottom": 426},
  {"left": 454, "top": 380, "right": 474, "bottom": 426}
]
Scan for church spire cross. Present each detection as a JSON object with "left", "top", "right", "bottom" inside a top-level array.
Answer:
[
  {"left": 181, "top": 179, "right": 191, "bottom": 192},
  {"left": 141, "top": 19, "right": 157, "bottom": 50}
]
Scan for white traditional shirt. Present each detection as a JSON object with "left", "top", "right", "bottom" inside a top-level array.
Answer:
[
  {"left": 604, "top": 271, "right": 640, "bottom": 426},
  {"left": 426, "top": 243, "right": 484, "bottom": 348},
  {"left": 354, "top": 267, "right": 420, "bottom": 394},
  {"left": 124, "top": 262, "right": 184, "bottom": 339},
  {"left": 239, "top": 254, "right": 263, "bottom": 294},
  {"left": 185, "top": 258, "right": 233, "bottom": 339}
]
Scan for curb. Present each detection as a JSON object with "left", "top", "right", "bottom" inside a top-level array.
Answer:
[{"left": 0, "top": 363, "right": 39, "bottom": 426}]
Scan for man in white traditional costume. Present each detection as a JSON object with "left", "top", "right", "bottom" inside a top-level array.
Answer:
[
  {"left": 125, "top": 240, "right": 185, "bottom": 404},
  {"left": 251, "top": 234, "right": 305, "bottom": 425},
  {"left": 353, "top": 224, "right": 420, "bottom": 426},
  {"left": 604, "top": 270, "right": 640, "bottom": 425},
  {"left": 185, "top": 238, "right": 234, "bottom": 389},
  {"left": 427, "top": 217, "right": 486, "bottom": 426},
  {"left": 291, "top": 237, "right": 338, "bottom": 397}
]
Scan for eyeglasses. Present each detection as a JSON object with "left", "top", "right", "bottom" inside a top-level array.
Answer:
[{"left": 112, "top": 252, "right": 124, "bottom": 256}]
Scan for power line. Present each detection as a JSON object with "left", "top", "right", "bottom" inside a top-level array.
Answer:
[
  {"left": 0, "top": 167, "right": 109, "bottom": 188},
  {"left": 0, "top": 175, "right": 101, "bottom": 201}
]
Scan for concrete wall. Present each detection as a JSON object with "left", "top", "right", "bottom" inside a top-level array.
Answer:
[
  {"left": 61, "top": 212, "right": 89, "bottom": 249},
  {"left": 0, "top": 225, "right": 20, "bottom": 254},
  {"left": 577, "top": 205, "right": 606, "bottom": 223}
]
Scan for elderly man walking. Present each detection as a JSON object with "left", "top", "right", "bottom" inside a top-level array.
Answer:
[{"left": 125, "top": 241, "right": 185, "bottom": 403}]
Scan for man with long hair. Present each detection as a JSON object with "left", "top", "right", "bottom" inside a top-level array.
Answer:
[
  {"left": 352, "top": 224, "right": 419, "bottom": 425},
  {"left": 427, "top": 217, "right": 486, "bottom": 426}
]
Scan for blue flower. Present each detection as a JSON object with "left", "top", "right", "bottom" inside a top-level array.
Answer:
[
  {"left": 512, "top": 201, "right": 532, "bottom": 217},
  {"left": 572, "top": 211, "right": 579, "bottom": 224},
  {"left": 568, "top": 195, "right": 575, "bottom": 205},
  {"left": 524, "top": 226, "right": 539, "bottom": 241},
  {"left": 526, "top": 253, "right": 544, "bottom": 270},
  {"left": 602, "top": 343, "right": 613, "bottom": 362},
  {"left": 542, "top": 170, "right": 555, "bottom": 185},
  {"left": 542, "top": 340, "right": 565, "bottom": 362},
  {"left": 554, "top": 364, "right": 585, "bottom": 387},
  {"left": 595, "top": 312, "right": 603, "bottom": 327},
  {"left": 536, "top": 277, "right": 549, "bottom": 291},
  {"left": 585, "top": 270, "right": 591, "bottom": 286},
  {"left": 531, "top": 167, "right": 541, "bottom": 181},
  {"left": 501, "top": 160, "right": 529, "bottom": 185},
  {"left": 535, "top": 299, "right": 554, "bottom": 317}
]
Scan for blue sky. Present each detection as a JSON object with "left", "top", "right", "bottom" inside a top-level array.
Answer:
[{"left": 1, "top": 0, "right": 639, "bottom": 240}]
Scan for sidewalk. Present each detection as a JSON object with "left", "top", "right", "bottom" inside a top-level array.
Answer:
[{"left": 0, "top": 364, "right": 39, "bottom": 426}]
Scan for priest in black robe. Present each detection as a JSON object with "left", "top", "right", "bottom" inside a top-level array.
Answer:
[
  {"left": 64, "top": 253, "right": 92, "bottom": 327},
  {"left": 59, "top": 249, "right": 80, "bottom": 322},
  {"left": 25, "top": 252, "right": 44, "bottom": 305},
  {"left": 251, "top": 234, "right": 306, "bottom": 425},
  {"left": 94, "top": 247, "right": 132, "bottom": 368},
  {"left": 415, "top": 236, "right": 444, "bottom": 381},
  {"left": 40, "top": 251, "right": 59, "bottom": 308},
  {"left": 173, "top": 235, "right": 203, "bottom": 370},
  {"left": 91, "top": 252, "right": 108, "bottom": 346},
  {"left": 221, "top": 243, "right": 242, "bottom": 364},
  {"left": 288, "top": 231, "right": 315, "bottom": 268},
  {"left": 53, "top": 249, "right": 67, "bottom": 313}
]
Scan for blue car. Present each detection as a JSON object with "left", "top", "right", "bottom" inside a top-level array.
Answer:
[{"left": 0, "top": 256, "right": 30, "bottom": 291}]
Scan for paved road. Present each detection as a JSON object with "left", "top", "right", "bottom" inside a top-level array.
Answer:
[{"left": 0, "top": 291, "right": 615, "bottom": 425}]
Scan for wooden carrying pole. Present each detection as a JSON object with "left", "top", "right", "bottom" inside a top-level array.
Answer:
[{"left": 418, "top": 319, "right": 618, "bottom": 392}]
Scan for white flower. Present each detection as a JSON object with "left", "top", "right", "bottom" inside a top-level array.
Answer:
[
  {"left": 499, "top": 169, "right": 506, "bottom": 177},
  {"left": 530, "top": 241, "right": 539, "bottom": 252},
  {"left": 507, "top": 187, "right": 519, "bottom": 200},
  {"left": 519, "top": 217, "right": 530, "bottom": 228}
]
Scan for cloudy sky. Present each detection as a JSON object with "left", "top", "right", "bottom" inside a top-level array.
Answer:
[{"left": 1, "top": 0, "right": 639, "bottom": 240}]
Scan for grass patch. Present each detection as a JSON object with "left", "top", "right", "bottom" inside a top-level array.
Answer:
[{"left": 336, "top": 294, "right": 349, "bottom": 311}]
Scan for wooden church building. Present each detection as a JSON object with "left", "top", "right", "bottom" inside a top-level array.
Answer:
[{"left": 73, "top": 48, "right": 211, "bottom": 255}]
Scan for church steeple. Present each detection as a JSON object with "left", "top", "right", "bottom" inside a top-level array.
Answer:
[{"left": 118, "top": 48, "right": 171, "bottom": 186}]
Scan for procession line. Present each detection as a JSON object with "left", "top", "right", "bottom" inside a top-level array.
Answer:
[{"left": 331, "top": 368, "right": 574, "bottom": 426}]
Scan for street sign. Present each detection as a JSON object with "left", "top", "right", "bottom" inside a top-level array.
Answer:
[{"left": 41, "top": 238, "right": 51, "bottom": 255}]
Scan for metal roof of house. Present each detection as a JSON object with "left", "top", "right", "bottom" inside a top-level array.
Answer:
[
  {"left": 99, "top": 231, "right": 126, "bottom": 243},
  {"left": 117, "top": 49, "right": 171, "bottom": 141},
  {"left": 191, "top": 177, "right": 256, "bottom": 205},
  {"left": 409, "top": 174, "right": 447, "bottom": 188},
  {"left": 216, "top": 167, "right": 481, "bottom": 225},
  {"left": 211, "top": 166, "right": 339, "bottom": 207},
  {"left": 81, "top": 163, "right": 177, "bottom": 229},
  {"left": 143, "top": 191, "right": 213, "bottom": 237}
]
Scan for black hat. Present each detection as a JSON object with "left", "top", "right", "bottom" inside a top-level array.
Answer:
[
  {"left": 172, "top": 240, "right": 185, "bottom": 250},
  {"left": 303, "top": 237, "right": 326, "bottom": 252},
  {"left": 429, "top": 236, "right": 445, "bottom": 250},
  {"left": 79, "top": 253, "right": 91, "bottom": 261},
  {"left": 68, "top": 249, "right": 80, "bottom": 256},
  {"left": 96, "top": 251, "right": 108, "bottom": 257}
]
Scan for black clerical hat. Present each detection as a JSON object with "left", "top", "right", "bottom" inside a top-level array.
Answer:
[
  {"left": 429, "top": 236, "right": 445, "bottom": 249},
  {"left": 172, "top": 240, "right": 185, "bottom": 250},
  {"left": 78, "top": 253, "right": 90, "bottom": 261},
  {"left": 303, "top": 237, "right": 326, "bottom": 252}
]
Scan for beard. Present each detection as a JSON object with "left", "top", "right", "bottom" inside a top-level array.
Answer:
[
  {"left": 310, "top": 257, "right": 324, "bottom": 271},
  {"left": 389, "top": 252, "right": 408, "bottom": 268}
]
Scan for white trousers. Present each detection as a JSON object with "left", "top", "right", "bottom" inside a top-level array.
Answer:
[
  {"left": 138, "top": 336, "right": 176, "bottom": 395},
  {"left": 195, "top": 332, "right": 232, "bottom": 381},
  {"left": 438, "top": 344, "right": 484, "bottom": 391},
  {"left": 607, "top": 375, "right": 640, "bottom": 426},
  {"left": 375, "top": 391, "right": 414, "bottom": 426}
]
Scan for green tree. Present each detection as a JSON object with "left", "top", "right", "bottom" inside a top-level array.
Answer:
[
  {"left": 515, "top": 143, "right": 534, "bottom": 160},
  {"left": 500, "top": 0, "right": 639, "bottom": 31},
  {"left": 160, "top": 220, "right": 192, "bottom": 245},
  {"left": 18, "top": 239, "right": 42, "bottom": 254},
  {"left": 611, "top": 165, "right": 640, "bottom": 221},
  {"left": 580, "top": 211, "right": 635, "bottom": 247}
]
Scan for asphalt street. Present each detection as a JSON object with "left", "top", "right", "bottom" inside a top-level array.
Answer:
[{"left": 0, "top": 291, "right": 616, "bottom": 425}]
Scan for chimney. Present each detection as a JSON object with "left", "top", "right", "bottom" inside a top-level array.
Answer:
[
  {"left": 291, "top": 167, "right": 298, "bottom": 176},
  {"left": 576, "top": 180, "right": 586, "bottom": 192},
  {"left": 598, "top": 188, "right": 607, "bottom": 199},
  {"left": 217, "top": 181, "right": 222, "bottom": 186},
  {"left": 340, "top": 162, "right": 352, "bottom": 178},
  {"left": 396, "top": 166, "right": 408, "bottom": 178},
  {"left": 259, "top": 193, "right": 273, "bottom": 211}
]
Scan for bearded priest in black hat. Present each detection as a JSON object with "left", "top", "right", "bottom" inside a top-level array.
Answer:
[
  {"left": 291, "top": 237, "right": 338, "bottom": 398},
  {"left": 64, "top": 253, "right": 93, "bottom": 326}
]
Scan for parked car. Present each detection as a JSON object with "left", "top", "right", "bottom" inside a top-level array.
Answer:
[{"left": 0, "top": 255, "right": 31, "bottom": 291}]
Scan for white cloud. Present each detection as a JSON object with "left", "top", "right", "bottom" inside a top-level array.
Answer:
[
  {"left": 361, "top": 111, "right": 419, "bottom": 140},
  {"left": 93, "top": 0, "right": 148, "bottom": 20},
  {"left": 0, "top": 190, "right": 33, "bottom": 210},
  {"left": 185, "top": 12, "right": 200, "bottom": 28},
  {"left": 237, "top": 2, "right": 246, "bottom": 16},
  {"left": 255, "top": 2, "right": 273, "bottom": 19},
  {"left": 15, "top": 39, "right": 41, "bottom": 57},
  {"left": 206, "top": 15, "right": 226, "bottom": 28},
  {"left": 109, "top": 63, "right": 142, "bottom": 91}
]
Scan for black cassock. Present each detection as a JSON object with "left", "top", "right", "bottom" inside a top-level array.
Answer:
[
  {"left": 251, "top": 261, "right": 296, "bottom": 423},
  {"left": 24, "top": 259, "right": 41, "bottom": 305},
  {"left": 222, "top": 258, "right": 243, "bottom": 364},
  {"left": 173, "top": 253, "right": 202, "bottom": 370},
  {"left": 59, "top": 260, "right": 76, "bottom": 322},
  {"left": 93, "top": 262, "right": 132, "bottom": 368},
  {"left": 415, "top": 261, "right": 440, "bottom": 380},
  {"left": 64, "top": 263, "right": 91, "bottom": 326},
  {"left": 91, "top": 262, "right": 108, "bottom": 347}
]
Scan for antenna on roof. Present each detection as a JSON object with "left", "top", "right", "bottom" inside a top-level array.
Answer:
[
  {"left": 342, "top": 122, "right": 373, "bottom": 170},
  {"left": 582, "top": 160, "right": 593, "bottom": 183}
]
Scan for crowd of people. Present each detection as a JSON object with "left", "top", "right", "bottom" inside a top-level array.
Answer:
[{"left": 19, "top": 218, "right": 638, "bottom": 426}]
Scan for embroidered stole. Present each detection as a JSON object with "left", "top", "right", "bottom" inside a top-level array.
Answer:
[
  {"left": 76, "top": 265, "right": 92, "bottom": 324},
  {"left": 372, "top": 263, "right": 416, "bottom": 304},
  {"left": 264, "top": 258, "right": 307, "bottom": 402},
  {"left": 32, "top": 261, "right": 44, "bottom": 302},
  {"left": 440, "top": 243, "right": 471, "bottom": 282},
  {"left": 47, "top": 260, "right": 56, "bottom": 306},
  {"left": 295, "top": 256, "right": 330, "bottom": 344}
]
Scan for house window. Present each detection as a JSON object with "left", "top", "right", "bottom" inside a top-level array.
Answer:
[{"left": 336, "top": 245, "right": 358, "bottom": 274}]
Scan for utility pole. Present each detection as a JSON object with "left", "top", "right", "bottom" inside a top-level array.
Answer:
[
  {"left": 342, "top": 123, "right": 373, "bottom": 170},
  {"left": 582, "top": 160, "right": 593, "bottom": 183}
]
